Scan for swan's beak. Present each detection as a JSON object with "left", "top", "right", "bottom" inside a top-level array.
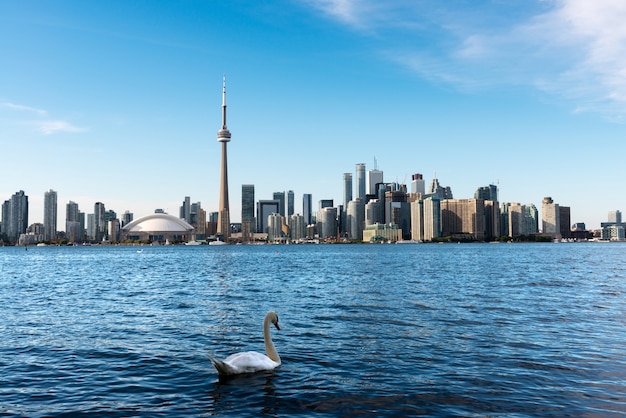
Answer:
[{"left": 274, "top": 322, "right": 280, "bottom": 331}]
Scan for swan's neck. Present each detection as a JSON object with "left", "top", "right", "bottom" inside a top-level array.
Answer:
[{"left": 263, "top": 315, "right": 280, "bottom": 363}]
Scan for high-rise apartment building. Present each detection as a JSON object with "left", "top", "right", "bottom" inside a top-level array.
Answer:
[
  {"left": 347, "top": 198, "right": 365, "bottom": 240},
  {"left": 356, "top": 163, "right": 366, "bottom": 199},
  {"left": 525, "top": 204, "right": 539, "bottom": 235},
  {"left": 484, "top": 199, "right": 500, "bottom": 240},
  {"left": 66, "top": 201, "right": 84, "bottom": 243},
  {"left": 542, "top": 197, "right": 561, "bottom": 239},
  {"left": 365, "top": 199, "right": 383, "bottom": 226},
  {"left": 440, "top": 198, "right": 485, "bottom": 241},
  {"left": 289, "top": 214, "right": 305, "bottom": 241},
  {"left": 423, "top": 197, "right": 441, "bottom": 241},
  {"left": 503, "top": 202, "right": 538, "bottom": 238},
  {"left": 2, "top": 190, "right": 29, "bottom": 243},
  {"left": 318, "top": 207, "right": 338, "bottom": 239},
  {"left": 180, "top": 196, "right": 191, "bottom": 223},
  {"left": 109, "top": 218, "right": 120, "bottom": 243},
  {"left": 86, "top": 213, "right": 95, "bottom": 241},
  {"left": 43, "top": 189, "right": 57, "bottom": 241},
  {"left": 559, "top": 206, "right": 571, "bottom": 239},
  {"left": 507, "top": 203, "right": 524, "bottom": 238},
  {"left": 94, "top": 202, "right": 106, "bottom": 242},
  {"left": 122, "top": 210, "right": 134, "bottom": 227},
  {"left": 242, "top": 184, "right": 256, "bottom": 233},
  {"left": 410, "top": 200, "right": 424, "bottom": 241},
  {"left": 1, "top": 200, "right": 8, "bottom": 239},
  {"left": 267, "top": 213, "right": 283, "bottom": 242}
]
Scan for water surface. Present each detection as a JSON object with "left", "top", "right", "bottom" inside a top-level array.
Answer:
[{"left": 1, "top": 243, "right": 625, "bottom": 416}]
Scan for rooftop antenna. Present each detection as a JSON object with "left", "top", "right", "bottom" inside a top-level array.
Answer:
[{"left": 373, "top": 156, "right": 377, "bottom": 170}]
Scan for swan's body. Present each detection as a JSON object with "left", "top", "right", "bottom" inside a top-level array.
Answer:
[{"left": 211, "top": 311, "right": 281, "bottom": 376}]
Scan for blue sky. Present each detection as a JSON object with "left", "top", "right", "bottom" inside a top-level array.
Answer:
[{"left": 1, "top": 0, "right": 624, "bottom": 230}]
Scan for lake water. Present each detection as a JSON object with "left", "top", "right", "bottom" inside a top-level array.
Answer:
[{"left": 1, "top": 243, "right": 625, "bottom": 417}]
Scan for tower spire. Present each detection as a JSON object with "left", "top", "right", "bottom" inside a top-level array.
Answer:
[{"left": 218, "top": 74, "right": 231, "bottom": 142}]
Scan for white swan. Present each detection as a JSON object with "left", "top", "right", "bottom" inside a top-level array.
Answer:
[{"left": 211, "top": 311, "right": 281, "bottom": 376}]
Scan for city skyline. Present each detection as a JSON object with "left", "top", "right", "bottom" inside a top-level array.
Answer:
[
  {"left": 2, "top": 1, "right": 625, "bottom": 230},
  {"left": 1, "top": 171, "right": 621, "bottom": 239}
]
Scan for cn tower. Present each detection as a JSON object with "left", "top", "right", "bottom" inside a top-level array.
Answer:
[{"left": 217, "top": 75, "right": 231, "bottom": 240}]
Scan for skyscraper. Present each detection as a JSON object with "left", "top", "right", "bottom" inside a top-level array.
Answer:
[
  {"left": 217, "top": 76, "right": 231, "bottom": 240},
  {"left": 43, "top": 189, "right": 57, "bottom": 241},
  {"left": 440, "top": 198, "right": 485, "bottom": 241},
  {"left": 342, "top": 173, "right": 353, "bottom": 236},
  {"left": 318, "top": 207, "right": 338, "bottom": 239},
  {"left": 122, "top": 210, "right": 134, "bottom": 227},
  {"left": 343, "top": 173, "right": 353, "bottom": 210},
  {"left": 423, "top": 197, "right": 441, "bottom": 241},
  {"left": 347, "top": 198, "right": 365, "bottom": 240},
  {"left": 66, "top": 201, "right": 84, "bottom": 243},
  {"left": 367, "top": 168, "right": 384, "bottom": 196},
  {"left": 410, "top": 200, "right": 424, "bottom": 241},
  {"left": 428, "top": 176, "right": 453, "bottom": 199},
  {"left": 608, "top": 210, "right": 622, "bottom": 223},
  {"left": 257, "top": 200, "right": 280, "bottom": 233},
  {"left": 356, "top": 163, "right": 366, "bottom": 199},
  {"left": 303, "top": 194, "right": 312, "bottom": 225},
  {"left": 410, "top": 174, "right": 425, "bottom": 196},
  {"left": 242, "top": 184, "right": 256, "bottom": 234},
  {"left": 2, "top": 190, "right": 28, "bottom": 243},
  {"left": 542, "top": 197, "right": 561, "bottom": 239},
  {"left": 273, "top": 192, "right": 286, "bottom": 217},
  {"left": 94, "top": 202, "right": 106, "bottom": 242},
  {"left": 287, "top": 190, "right": 295, "bottom": 217},
  {"left": 474, "top": 184, "right": 498, "bottom": 201},
  {"left": 180, "top": 196, "right": 191, "bottom": 223},
  {"left": 289, "top": 214, "right": 305, "bottom": 241}
]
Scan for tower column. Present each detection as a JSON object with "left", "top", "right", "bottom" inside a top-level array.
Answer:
[{"left": 218, "top": 141, "right": 230, "bottom": 238}]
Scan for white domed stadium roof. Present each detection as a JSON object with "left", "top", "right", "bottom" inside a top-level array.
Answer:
[{"left": 122, "top": 213, "right": 194, "bottom": 233}]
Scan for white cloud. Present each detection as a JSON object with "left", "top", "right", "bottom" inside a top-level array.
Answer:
[
  {"left": 1, "top": 102, "right": 47, "bottom": 116},
  {"left": 301, "top": 0, "right": 626, "bottom": 118},
  {"left": 1, "top": 101, "right": 87, "bottom": 134},
  {"left": 301, "top": 0, "right": 364, "bottom": 26},
  {"left": 37, "top": 120, "right": 86, "bottom": 135}
]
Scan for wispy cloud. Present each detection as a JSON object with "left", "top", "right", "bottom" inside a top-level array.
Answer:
[
  {"left": 301, "top": 0, "right": 626, "bottom": 119},
  {"left": 1, "top": 101, "right": 48, "bottom": 116},
  {"left": 1, "top": 102, "right": 87, "bottom": 134},
  {"left": 37, "top": 120, "right": 86, "bottom": 135}
]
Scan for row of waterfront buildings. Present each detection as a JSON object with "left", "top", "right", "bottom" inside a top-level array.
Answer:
[
  {"left": 1, "top": 168, "right": 624, "bottom": 245},
  {"left": 6, "top": 81, "right": 623, "bottom": 245}
]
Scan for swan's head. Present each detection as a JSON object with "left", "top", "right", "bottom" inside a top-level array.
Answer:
[{"left": 268, "top": 311, "right": 280, "bottom": 330}]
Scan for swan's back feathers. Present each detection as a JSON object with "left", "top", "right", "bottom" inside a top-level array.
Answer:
[{"left": 211, "top": 351, "right": 280, "bottom": 376}]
